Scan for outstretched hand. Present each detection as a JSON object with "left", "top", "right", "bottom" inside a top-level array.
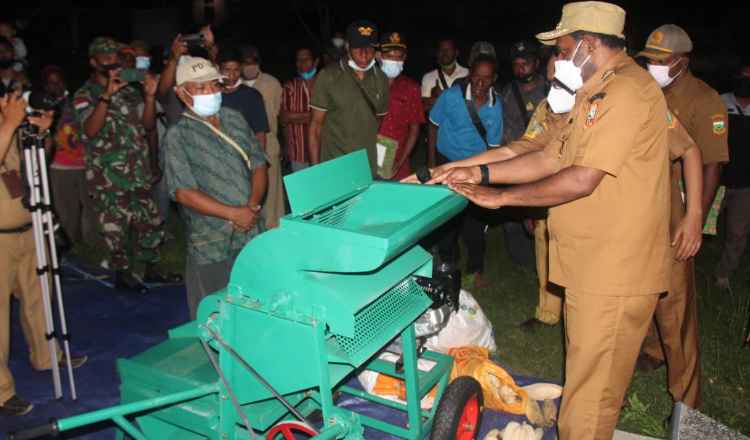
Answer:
[{"left": 449, "top": 182, "right": 505, "bottom": 210}]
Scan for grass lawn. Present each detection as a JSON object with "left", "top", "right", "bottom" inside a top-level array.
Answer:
[{"left": 74, "top": 187, "right": 750, "bottom": 439}]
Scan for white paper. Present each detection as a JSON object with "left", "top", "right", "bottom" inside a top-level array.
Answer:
[{"left": 376, "top": 143, "right": 387, "bottom": 167}]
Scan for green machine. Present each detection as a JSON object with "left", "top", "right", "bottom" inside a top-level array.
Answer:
[{"left": 8, "top": 150, "right": 484, "bottom": 440}]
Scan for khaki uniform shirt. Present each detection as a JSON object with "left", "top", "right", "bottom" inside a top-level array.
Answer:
[
  {"left": 0, "top": 116, "right": 32, "bottom": 229},
  {"left": 664, "top": 70, "right": 729, "bottom": 231},
  {"left": 543, "top": 51, "right": 672, "bottom": 296}
]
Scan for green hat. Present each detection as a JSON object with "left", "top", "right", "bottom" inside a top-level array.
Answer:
[
  {"left": 636, "top": 24, "right": 693, "bottom": 60},
  {"left": 536, "top": 1, "right": 626, "bottom": 45},
  {"left": 88, "top": 37, "right": 119, "bottom": 57}
]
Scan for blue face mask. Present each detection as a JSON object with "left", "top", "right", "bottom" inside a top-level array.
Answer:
[
  {"left": 298, "top": 66, "right": 317, "bottom": 80},
  {"left": 185, "top": 90, "right": 222, "bottom": 117},
  {"left": 135, "top": 56, "right": 151, "bottom": 70},
  {"left": 348, "top": 54, "right": 376, "bottom": 72}
]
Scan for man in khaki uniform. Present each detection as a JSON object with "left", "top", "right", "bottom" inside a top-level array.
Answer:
[
  {"left": 0, "top": 92, "right": 86, "bottom": 415},
  {"left": 636, "top": 24, "right": 729, "bottom": 410},
  {"left": 241, "top": 46, "right": 286, "bottom": 230},
  {"left": 438, "top": 3, "right": 674, "bottom": 439}
]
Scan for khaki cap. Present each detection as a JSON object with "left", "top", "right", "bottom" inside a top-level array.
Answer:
[
  {"left": 636, "top": 24, "right": 693, "bottom": 60},
  {"left": 536, "top": 1, "right": 626, "bottom": 45},
  {"left": 175, "top": 57, "right": 227, "bottom": 86}
]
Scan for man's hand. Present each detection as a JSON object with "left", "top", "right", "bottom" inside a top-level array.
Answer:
[
  {"left": 200, "top": 25, "right": 215, "bottom": 48},
  {"left": 229, "top": 204, "right": 261, "bottom": 232},
  {"left": 401, "top": 165, "right": 447, "bottom": 184},
  {"left": 428, "top": 166, "right": 480, "bottom": 185},
  {"left": 142, "top": 73, "right": 158, "bottom": 97},
  {"left": 103, "top": 68, "right": 128, "bottom": 99},
  {"left": 170, "top": 34, "right": 189, "bottom": 62},
  {"left": 449, "top": 182, "right": 505, "bottom": 210},
  {"left": 671, "top": 213, "right": 702, "bottom": 261},
  {"left": 430, "top": 79, "right": 442, "bottom": 98},
  {"left": 0, "top": 90, "right": 28, "bottom": 129},
  {"left": 149, "top": 163, "right": 162, "bottom": 186},
  {"left": 27, "top": 109, "right": 55, "bottom": 133}
]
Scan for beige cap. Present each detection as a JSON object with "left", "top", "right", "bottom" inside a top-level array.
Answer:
[
  {"left": 536, "top": 1, "right": 626, "bottom": 45},
  {"left": 175, "top": 57, "right": 226, "bottom": 86},
  {"left": 636, "top": 24, "right": 693, "bottom": 60}
]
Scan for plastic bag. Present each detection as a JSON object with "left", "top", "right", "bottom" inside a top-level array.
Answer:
[
  {"left": 424, "top": 290, "right": 497, "bottom": 353},
  {"left": 357, "top": 352, "right": 438, "bottom": 409},
  {"left": 447, "top": 346, "right": 528, "bottom": 415}
]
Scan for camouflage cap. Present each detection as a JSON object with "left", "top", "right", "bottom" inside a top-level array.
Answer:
[
  {"left": 536, "top": 1, "right": 626, "bottom": 45},
  {"left": 636, "top": 24, "right": 693, "bottom": 60},
  {"left": 89, "top": 37, "right": 120, "bottom": 57}
]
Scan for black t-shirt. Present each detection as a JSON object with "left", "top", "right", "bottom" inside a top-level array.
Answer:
[
  {"left": 221, "top": 85, "right": 270, "bottom": 134},
  {"left": 722, "top": 105, "right": 750, "bottom": 189}
]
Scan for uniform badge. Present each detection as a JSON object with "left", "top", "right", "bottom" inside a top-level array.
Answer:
[
  {"left": 584, "top": 102, "right": 599, "bottom": 129},
  {"left": 667, "top": 110, "right": 678, "bottom": 129},
  {"left": 524, "top": 124, "right": 543, "bottom": 139},
  {"left": 712, "top": 119, "right": 726, "bottom": 134},
  {"left": 74, "top": 98, "right": 89, "bottom": 110},
  {"left": 526, "top": 101, "right": 534, "bottom": 111}
]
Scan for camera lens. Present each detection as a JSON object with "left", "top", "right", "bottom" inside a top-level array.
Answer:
[{"left": 23, "top": 91, "right": 59, "bottom": 111}]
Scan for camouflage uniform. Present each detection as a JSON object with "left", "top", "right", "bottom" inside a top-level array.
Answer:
[{"left": 73, "top": 67, "right": 163, "bottom": 271}]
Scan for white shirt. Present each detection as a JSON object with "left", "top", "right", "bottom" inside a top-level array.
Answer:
[{"left": 421, "top": 64, "right": 469, "bottom": 98}]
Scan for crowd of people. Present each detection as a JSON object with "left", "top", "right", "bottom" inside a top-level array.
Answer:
[{"left": 1, "top": 2, "right": 749, "bottom": 439}]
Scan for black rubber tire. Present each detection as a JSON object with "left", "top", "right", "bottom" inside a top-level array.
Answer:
[{"left": 431, "top": 376, "right": 484, "bottom": 440}]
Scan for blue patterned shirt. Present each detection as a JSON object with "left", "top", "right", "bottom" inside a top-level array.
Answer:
[{"left": 162, "top": 107, "right": 268, "bottom": 264}]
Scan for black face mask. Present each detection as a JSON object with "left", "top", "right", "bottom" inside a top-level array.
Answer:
[
  {"left": 0, "top": 58, "right": 14, "bottom": 69},
  {"left": 732, "top": 77, "right": 750, "bottom": 98},
  {"left": 517, "top": 73, "right": 535, "bottom": 84},
  {"left": 99, "top": 62, "right": 121, "bottom": 78}
]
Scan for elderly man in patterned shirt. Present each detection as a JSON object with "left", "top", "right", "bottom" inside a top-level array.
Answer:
[{"left": 162, "top": 57, "right": 268, "bottom": 320}]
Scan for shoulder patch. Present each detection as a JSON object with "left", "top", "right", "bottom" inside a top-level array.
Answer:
[
  {"left": 584, "top": 102, "right": 599, "bottom": 129},
  {"left": 667, "top": 110, "right": 678, "bottom": 129},
  {"left": 712, "top": 119, "right": 726, "bottom": 135},
  {"left": 588, "top": 92, "right": 607, "bottom": 104},
  {"left": 524, "top": 124, "right": 543, "bottom": 139},
  {"left": 74, "top": 99, "right": 89, "bottom": 110}
]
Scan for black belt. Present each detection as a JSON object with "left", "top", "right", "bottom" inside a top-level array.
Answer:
[{"left": 0, "top": 223, "right": 33, "bottom": 234}]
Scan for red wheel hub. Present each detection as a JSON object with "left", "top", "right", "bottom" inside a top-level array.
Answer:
[
  {"left": 456, "top": 396, "right": 479, "bottom": 440},
  {"left": 266, "top": 421, "right": 317, "bottom": 440}
]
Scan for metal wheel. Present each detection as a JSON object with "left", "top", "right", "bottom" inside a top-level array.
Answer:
[
  {"left": 266, "top": 421, "right": 317, "bottom": 440},
  {"left": 431, "top": 376, "right": 484, "bottom": 440}
]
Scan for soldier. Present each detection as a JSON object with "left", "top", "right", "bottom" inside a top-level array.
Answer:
[{"left": 74, "top": 37, "right": 181, "bottom": 293}]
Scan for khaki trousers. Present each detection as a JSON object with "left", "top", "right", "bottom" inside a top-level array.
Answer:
[
  {"left": 559, "top": 289, "right": 659, "bottom": 440},
  {"left": 262, "top": 135, "right": 286, "bottom": 230},
  {"left": 643, "top": 255, "right": 702, "bottom": 409},
  {"left": 0, "top": 230, "right": 60, "bottom": 403},
  {"left": 534, "top": 220, "right": 564, "bottom": 324}
]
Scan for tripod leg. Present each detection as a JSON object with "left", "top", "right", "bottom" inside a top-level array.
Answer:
[
  {"left": 36, "top": 142, "right": 78, "bottom": 400},
  {"left": 21, "top": 133, "right": 62, "bottom": 399}
]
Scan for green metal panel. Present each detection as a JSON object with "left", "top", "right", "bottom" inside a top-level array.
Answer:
[{"left": 284, "top": 149, "right": 372, "bottom": 217}]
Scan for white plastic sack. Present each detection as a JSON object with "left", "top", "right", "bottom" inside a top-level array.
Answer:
[
  {"left": 357, "top": 352, "right": 438, "bottom": 409},
  {"left": 424, "top": 289, "right": 496, "bottom": 353}
]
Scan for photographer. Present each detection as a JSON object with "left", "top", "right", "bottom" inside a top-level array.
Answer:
[
  {"left": 74, "top": 37, "right": 181, "bottom": 293},
  {"left": 0, "top": 91, "right": 87, "bottom": 416}
]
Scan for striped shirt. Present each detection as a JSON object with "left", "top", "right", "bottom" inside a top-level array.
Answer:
[{"left": 280, "top": 76, "right": 312, "bottom": 163}]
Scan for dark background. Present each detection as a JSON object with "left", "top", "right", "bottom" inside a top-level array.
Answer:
[{"left": 5, "top": 0, "right": 749, "bottom": 94}]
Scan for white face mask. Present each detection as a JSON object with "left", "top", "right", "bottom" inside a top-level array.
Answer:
[
  {"left": 647, "top": 58, "right": 683, "bottom": 88},
  {"left": 332, "top": 38, "right": 345, "bottom": 49},
  {"left": 547, "top": 85, "right": 576, "bottom": 113},
  {"left": 380, "top": 59, "right": 404, "bottom": 79},
  {"left": 220, "top": 77, "right": 243, "bottom": 89},
  {"left": 554, "top": 40, "right": 590, "bottom": 91},
  {"left": 348, "top": 54, "right": 376, "bottom": 72}
]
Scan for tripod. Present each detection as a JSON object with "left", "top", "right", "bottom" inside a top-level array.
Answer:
[{"left": 19, "top": 123, "right": 78, "bottom": 400}]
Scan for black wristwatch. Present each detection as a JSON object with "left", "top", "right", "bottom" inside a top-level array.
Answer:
[{"left": 479, "top": 164, "right": 490, "bottom": 186}]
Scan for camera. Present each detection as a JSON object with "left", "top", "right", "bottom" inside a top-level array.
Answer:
[
  {"left": 180, "top": 33, "right": 206, "bottom": 47},
  {"left": 22, "top": 90, "right": 59, "bottom": 112}
]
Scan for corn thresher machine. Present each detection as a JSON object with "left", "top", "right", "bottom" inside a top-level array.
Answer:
[{"left": 8, "top": 150, "right": 485, "bottom": 440}]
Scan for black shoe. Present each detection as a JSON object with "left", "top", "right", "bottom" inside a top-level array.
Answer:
[
  {"left": 143, "top": 263, "right": 183, "bottom": 284},
  {"left": 519, "top": 317, "right": 553, "bottom": 333},
  {"left": 635, "top": 353, "right": 666, "bottom": 372},
  {"left": 0, "top": 394, "right": 33, "bottom": 415},
  {"left": 115, "top": 270, "right": 150, "bottom": 294},
  {"left": 59, "top": 354, "right": 88, "bottom": 369}
]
